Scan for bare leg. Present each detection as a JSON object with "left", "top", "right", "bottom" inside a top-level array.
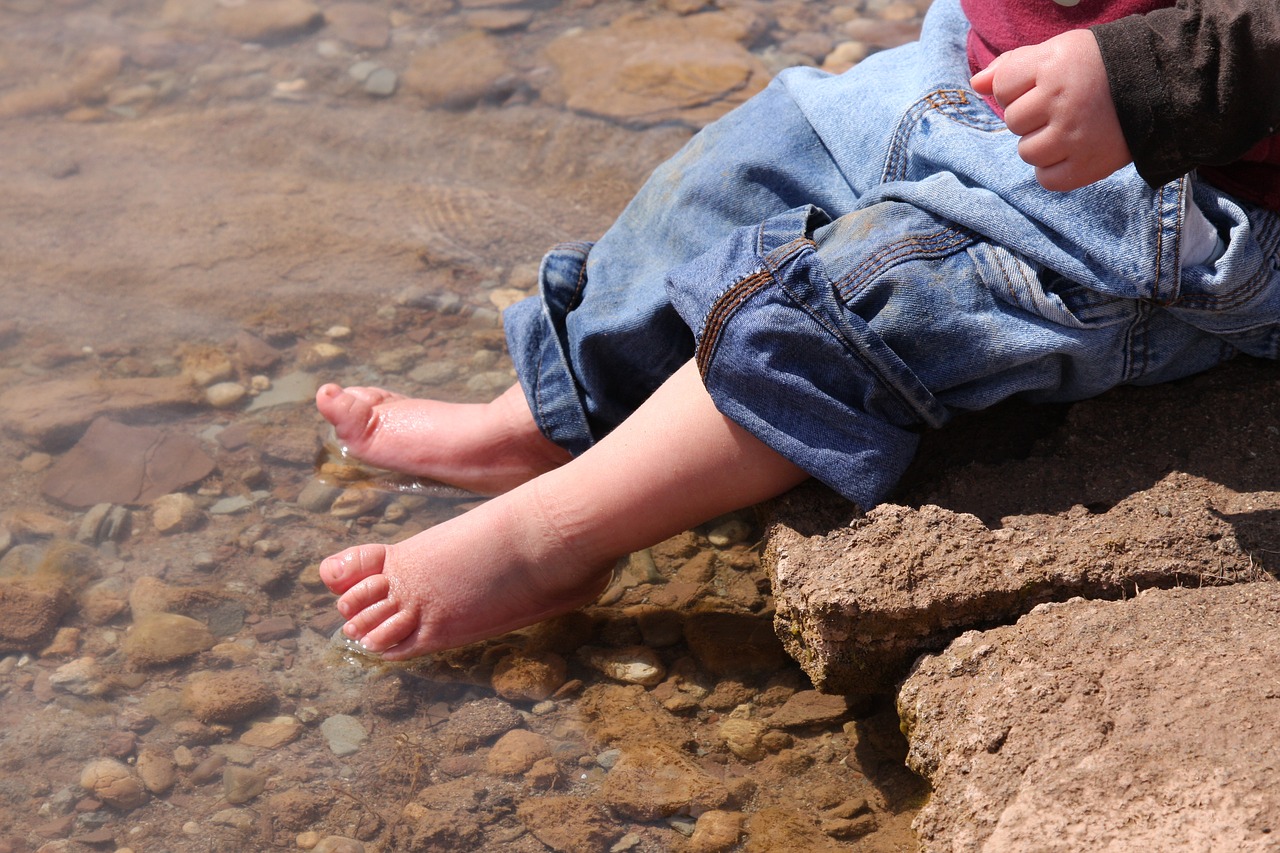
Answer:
[
  {"left": 315, "top": 381, "right": 571, "bottom": 495},
  {"left": 319, "top": 361, "right": 809, "bottom": 659}
]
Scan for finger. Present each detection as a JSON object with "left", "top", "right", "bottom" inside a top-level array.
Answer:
[
  {"left": 1015, "top": 126, "right": 1068, "bottom": 170},
  {"left": 970, "top": 61, "right": 997, "bottom": 96},
  {"left": 986, "top": 49, "right": 1039, "bottom": 110}
]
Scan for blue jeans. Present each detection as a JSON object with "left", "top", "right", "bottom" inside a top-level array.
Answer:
[{"left": 504, "top": 0, "right": 1280, "bottom": 509}]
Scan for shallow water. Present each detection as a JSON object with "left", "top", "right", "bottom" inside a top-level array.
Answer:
[{"left": 0, "top": 1, "right": 930, "bottom": 850}]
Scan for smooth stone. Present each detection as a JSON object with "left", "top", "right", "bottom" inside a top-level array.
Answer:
[
  {"left": 213, "top": 0, "right": 323, "bottom": 42},
  {"left": 122, "top": 612, "right": 215, "bottom": 667},
  {"left": 223, "top": 766, "right": 267, "bottom": 804},
  {"left": 205, "top": 382, "right": 247, "bottom": 409},
  {"left": 135, "top": 749, "right": 177, "bottom": 794},
  {"left": 42, "top": 418, "right": 215, "bottom": 508},
  {"left": 182, "top": 669, "right": 276, "bottom": 723},
  {"left": 402, "top": 32, "right": 514, "bottom": 108},
  {"left": 79, "top": 759, "right": 147, "bottom": 810},
  {"left": 313, "top": 837, "right": 365, "bottom": 853},
  {"left": 246, "top": 370, "right": 319, "bottom": 411},
  {"left": 325, "top": 3, "right": 389, "bottom": 49},
  {"left": 347, "top": 60, "right": 380, "bottom": 82},
  {"left": 579, "top": 645, "right": 665, "bottom": 686},
  {"left": 208, "top": 807, "right": 256, "bottom": 829},
  {"left": 240, "top": 716, "right": 302, "bottom": 749},
  {"left": 0, "top": 376, "right": 200, "bottom": 450},
  {"left": 151, "top": 493, "right": 202, "bottom": 534},
  {"left": 320, "top": 714, "right": 368, "bottom": 756},
  {"left": 491, "top": 651, "right": 568, "bottom": 702},
  {"left": 364, "top": 67, "right": 397, "bottom": 97},
  {"left": 329, "top": 489, "right": 383, "bottom": 519},
  {"left": 209, "top": 495, "right": 255, "bottom": 515},
  {"left": 486, "top": 729, "right": 551, "bottom": 776}
]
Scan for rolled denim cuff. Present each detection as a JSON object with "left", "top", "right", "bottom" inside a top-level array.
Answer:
[
  {"left": 503, "top": 242, "right": 598, "bottom": 456},
  {"left": 666, "top": 206, "right": 943, "bottom": 508}
]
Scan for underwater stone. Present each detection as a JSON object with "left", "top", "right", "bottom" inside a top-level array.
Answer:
[
  {"left": 320, "top": 714, "right": 368, "bottom": 756},
  {"left": 183, "top": 669, "right": 276, "bottom": 723},
  {"left": 80, "top": 759, "right": 148, "bottom": 810},
  {"left": 123, "top": 612, "right": 215, "bottom": 667}
]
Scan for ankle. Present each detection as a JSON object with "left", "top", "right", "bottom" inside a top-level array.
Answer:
[{"left": 491, "top": 384, "right": 572, "bottom": 471}]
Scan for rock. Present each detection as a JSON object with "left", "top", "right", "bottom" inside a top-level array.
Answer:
[
  {"left": 689, "top": 810, "right": 743, "bottom": 853},
  {"left": 80, "top": 577, "right": 128, "bottom": 625},
  {"left": 718, "top": 718, "right": 766, "bottom": 762},
  {"left": 328, "top": 488, "right": 384, "bottom": 518},
  {"left": 899, "top": 584, "right": 1280, "bottom": 851},
  {"left": 208, "top": 807, "right": 257, "bottom": 829},
  {"left": 182, "top": 669, "right": 275, "bottom": 723},
  {"left": 151, "top": 493, "right": 202, "bottom": 534},
  {"left": 79, "top": 759, "right": 147, "bottom": 810},
  {"left": 543, "top": 13, "right": 768, "bottom": 127},
  {"left": 75, "top": 503, "right": 130, "bottom": 545},
  {"left": 240, "top": 716, "right": 302, "bottom": 749},
  {"left": 578, "top": 645, "right": 665, "bottom": 686},
  {"left": 683, "top": 611, "right": 791, "bottom": 677},
  {"left": 213, "top": 0, "right": 323, "bottom": 42},
  {"left": 485, "top": 729, "right": 551, "bottom": 776},
  {"left": 313, "top": 838, "right": 365, "bottom": 853},
  {"left": 442, "top": 697, "right": 522, "bottom": 750},
  {"left": 743, "top": 807, "right": 844, "bottom": 853},
  {"left": 223, "top": 766, "right": 268, "bottom": 804},
  {"left": 41, "top": 418, "right": 215, "bottom": 508},
  {"left": 325, "top": 3, "right": 389, "bottom": 49},
  {"left": 402, "top": 33, "right": 514, "bottom": 108},
  {"left": 363, "top": 68, "right": 398, "bottom": 98},
  {"left": 767, "top": 479, "right": 1269, "bottom": 693},
  {"left": 578, "top": 684, "right": 689, "bottom": 749},
  {"left": 766, "top": 690, "right": 855, "bottom": 729},
  {"left": 491, "top": 651, "right": 568, "bottom": 702},
  {"left": 707, "top": 518, "right": 751, "bottom": 546},
  {"left": 0, "top": 46, "right": 124, "bottom": 120},
  {"left": 135, "top": 749, "right": 177, "bottom": 794},
  {"left": 122, "top": 612, "right": 215, "bottom": 667},
  {"left": 128, "top": 576, "right": 226, "bottom": 618},
  {"left": 599, "top": 743, "right": 729, "bottom": 820},
  {"left": 320, "top": 714, "right": 368, "bottom": 756},
  {"left": 0, "top": 377, "right": 199, "bottom": 450},
  {"left": 466, "top": 9, "right": 533, "bottom": 32},
  {"left": 516, "top": 796, "right": 620, "bottom": 853},
  {"left": 205, "top": 382, "right": 247, "bottom": 408},
  {"left": 296, "top": 479, "right": 341, "bottom": 513},
  {"left": 0, "top": 577, "right": 70, "bottom": 652},
  {"left": 395, "top": 779, "right": 489, "bottom": 850},
  {"left": 252, "top": 616, "right": 296, "bottom": 642},
  {"left": 48, "top": 656, "right": 105, "bottom": 696}
]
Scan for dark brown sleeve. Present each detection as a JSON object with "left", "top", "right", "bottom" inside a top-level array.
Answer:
[{"left": 1090, "top": 0, "right": 1280, "bottom": 187}]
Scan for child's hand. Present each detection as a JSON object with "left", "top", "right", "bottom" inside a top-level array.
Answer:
[{"left": 971, "top": 29, "right": 1132, "bottom": 192}]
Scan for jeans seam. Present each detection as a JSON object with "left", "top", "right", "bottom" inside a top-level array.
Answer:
[
  {"left": 882, "top": 89, "right": 1003, "bottom": 184},
  {"left": 1174, "top": 214, "right": 1280, "bottom": 311},
  {"left": 831, "top": 227, "right": 973, "bottom": 299}
]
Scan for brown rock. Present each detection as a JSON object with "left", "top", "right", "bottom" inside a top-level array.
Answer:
[
  {"left": 0, "top": 577, "right": 71, "bottom": 652},
  {"left": 683, "top": 611, "right": 791, "bottom": 677},
  {"left": 599, "top": 743, "right": 729, "bottom": 820},
  {"left": 41, "top": 418, "right": 215, "bottom": 508},
  {"left": 182, "top": 669, "right": 275, "bottom": 723},
  {"left": 743, "top": 807, "right": 844, "bottom": 853},
  {"left": 395, "top": 779, "right": 488, "bottom": 851},
  {"left": 768, "top": 476, "right": 1271, "bottom": 693},
  {"left": 0, "top": 46, "right": 124, "bottom": 120},
  {"left": 1, "top": 377, "right": 199, "bottom": 450},
  {"left": 213, "top": 0, "right": 323, "bottom": 42},
  {"left": 122, "top": 612, "right": 215, "bottom": 667},
  {"left": 79, "top": 759, "right": 148, "bottom": 810},
  {"left": 899, "top": 584, "right": 1280, "bottom": 851},
  {"left": 402, "top": 33, "right": 514, "bottom": 108},
  {"left": 151, "top": 492, "right": 202, "bottom": 534},
  {"left": 578, "top": 684, "right": 690, "bottom": 748},
  {"left": 765, "top": 690, "right": 855, "bottom": 729},
  {"left": 543, "top": 13, "right": 769, "bottom": 127},
  {"left": 240, "top": 716, "right": 302, "bottom": 749},
  {"left": 689, "top": 810, "right": 744, "bottom": 853},
  {"left": 325, "top": 3, "right": 389, "bottom": 49},
  {"left": 491, "top": 651, "right": 567, "bottom": 702},
  {"left": 485, "top": 729, "right": 550, "bottom": 776},
  {"left": 135, "top": 749, "right": 177, "bottom": 794},
  {"left": 441, "top": 697, "right": 522, "bottom": 750},
  {"left": 516, "top": 796, "right": 620, "bottom": 853}
]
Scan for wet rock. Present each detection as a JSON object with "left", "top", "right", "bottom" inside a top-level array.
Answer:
[
  {"left": 402, "top": 33, "right": 515, "bottom": 108},
  {"left": 689, "top": 810, "right": 743, "bottom": 853},
  {"left": 516, "top": 796, "right": 620, "bottom": 853},
  {"left": 485, "top": 729, "right": 551, "bottom": 776},
  {"left": 363, "top": 68, "right": 398, "bottom": 98},
  {"left": 128, "top": 576, "right": 227, "bottom": 618},
  {"left": 579, "top": 645, "right": 665, "bottom": 686},
  {"left": 80, "top": 577, "right": 128, "bottom": 625},
  {"left": 122, "top": 612, "right": 215, "bottom": 667},
  {"left": 209, "top": 807, "right": 257, "bottom": 829},
  {"left": 718, "top": 718, "right": 766, "bottom": 762},
  {"left": 326, "top": 3, "right": 389, "bottom": 49},
  {"left": 766, "top": 690, "right": 855, "bottom": 729},
  {"left": 767, "top": 480, "right": 1268, "bottom": 693},
  {"left": 743, "top": 807, "right": 844, "bottom": 853},
  {"left": 4, "top": 510, "right": 68, "bottom": 541},
  {"left": 42, "top": 418, "right": 215, "bottom": 508},
  {"left": 0, "top": 578, "right": 71, "bottom": 652},
  {"left": 313, "top": 838, "right": 365, "bottom": 853},
  {"left": 182, "top": 669, "right": 275, "bottom": 723},
  {"left": 296, "top": 479, "right": 341, "bottom": 513},
  {"left": 223, "top": 766, "right": 268, "bottom": 804},
  {"left": 683, "top": 611, "right": 791, "bottom": 677},
  {"left": 466, "top": 9, "right": 533, "bottom": 32},
  {"left": 0, "top": 46, "right": 124, "bottom": 120},
  {"left": 1, "top": 377, "right": 200, "bottom": 451},
  {"left": 600, "top": 743, "right": 729, "bottom": 820},
  {"left": 48, "top": 656, "right": 106, "bottom": 696},
  {"left": 442, "top": 697, "right": 522, "bottom": 750},
  {"left": 899, "top": 584, "right": 1280, "bottom": 851},
  {"left": 578, "top": 684, "right": 689, "bottom": 749},
  {"left": 320, "top": 714, "right": 368, "bottom": 756},
  {"left": 135, "top": 749, "right": 177, "bottom": 794},
  {"left": 329, "top": 488, "right": 384, "bottom": 518},
  {"left": 543, "top": 14, "right": 768, "bottom": 127},
  {"left": 395, "top": 779, "right": 488, "bottom": 851},
  {"left": 267, "top": 787, "right": 336, "bottom": 832},
  {"left": 74, "top": 503, "right": 130, "bottom": 545},
  {"left": 151, "top": 493, "right": 203, "bottom": 534},
  {"left": 79, "top": 759, "right": 147, "bottom": 810},
  {"left": 491, "top": 651, "right": 567, "bottom": 702},
  {"left": 240, "top": 716, "right": 302, "bottom": 749},
  {"left": 205, "top": 381, "right": 247, "bottom": 408},
  {"left": 213, "top": 0, "right": 323, "bottom": 42}
]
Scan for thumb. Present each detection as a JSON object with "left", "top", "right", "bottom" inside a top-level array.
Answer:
[{"left": 970, "top": 56, "right": 1000, "bottom": 96}]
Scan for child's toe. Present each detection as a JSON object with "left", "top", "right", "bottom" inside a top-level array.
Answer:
[
  {"left": 320, "top": 544, "right": 390, "bottom": 594},
  {"left": 359, "top": 610, "right": 419, "bottom": 653}
]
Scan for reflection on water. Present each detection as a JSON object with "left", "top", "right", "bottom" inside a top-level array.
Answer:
[{"left": 0, "top": 0, "right": 930, "bottom": 850}]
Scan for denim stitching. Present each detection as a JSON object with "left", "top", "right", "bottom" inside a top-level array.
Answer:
[
  {"left": 832, "top": 228, "right": 973, "bottom": 300},
  {"left": 558, "top": 241, "right": 594, "bottom": 313},
  {"left": 1174, "top": 214, "right": 1280, "bottom": 311},
  {"left": 882, "top": 89, "right": 1003, "bottom": 184}
]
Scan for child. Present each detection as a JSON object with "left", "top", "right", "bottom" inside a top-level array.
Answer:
[{"left": 317, "top": 0, "right": 1280, "bottom": 660}]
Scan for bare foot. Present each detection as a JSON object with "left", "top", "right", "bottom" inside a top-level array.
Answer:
[
  {"left": 315, "top": 381, "right": 571, "bottom": 495},
  {"left": 318, "top": 486, "right": 612, "bottom": 659}
]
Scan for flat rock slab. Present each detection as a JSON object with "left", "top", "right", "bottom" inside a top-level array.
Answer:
[
  {"left": 42, "top": 417, "right": 215, "bottom": 508},
  {"left": 765, "top": 474, "right": 1272, "bottom": 694},
  {"left": 0, "top": 375, "right": 201, "bottom": 450},
  {"left": 897, "top": 584, "right": 1280, "bottom": 851}
]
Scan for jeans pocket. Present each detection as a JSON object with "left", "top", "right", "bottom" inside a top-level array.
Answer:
[{"left": 970, "top": 243, "right": 1132, "bottom": 330}]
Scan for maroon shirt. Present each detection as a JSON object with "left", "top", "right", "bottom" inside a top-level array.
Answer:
[{"left": 961, "top": 0, "right": 1280, "bottom": 211}]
